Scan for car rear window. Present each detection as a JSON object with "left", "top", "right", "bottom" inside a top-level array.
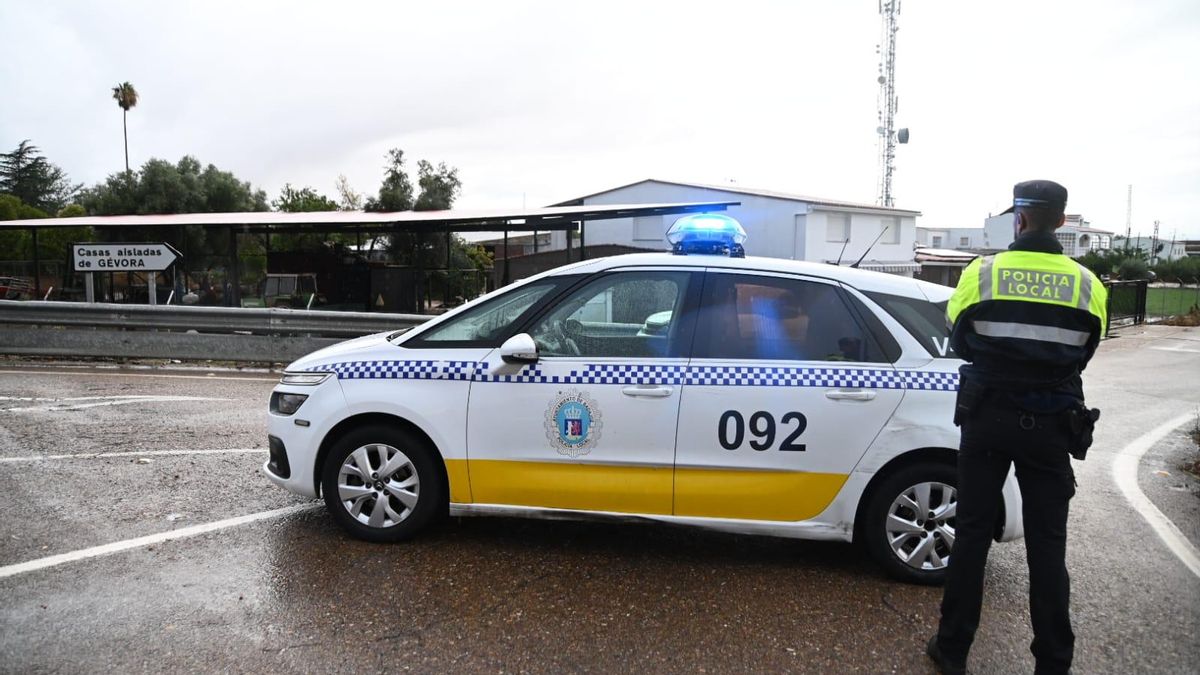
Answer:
[{"left": 865, "top": 292, "right": 957, "bottom": 359}]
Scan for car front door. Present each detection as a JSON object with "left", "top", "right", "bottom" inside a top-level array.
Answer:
[
  {"left": 673, "top": 270, "right": 905, "bottom": 522},
  {"left": 466, "top": 268, "right": 699, "bottom": 515}
]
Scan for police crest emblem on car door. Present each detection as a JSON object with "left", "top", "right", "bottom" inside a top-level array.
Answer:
[{"left": 544, "top": 389, "right": 603, "bottom": 458}]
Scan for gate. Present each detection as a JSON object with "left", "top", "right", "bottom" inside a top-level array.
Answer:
[{"left": 1104, "top": 280, "right": 1147, "bottom": 336}]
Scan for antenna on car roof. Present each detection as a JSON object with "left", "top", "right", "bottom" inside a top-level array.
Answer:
[
  {"left": 850, "top": 227, "right": 888, "bottom": 269},
  {"left": 834, "top": 238, "right": 850, "bottom": 266}
]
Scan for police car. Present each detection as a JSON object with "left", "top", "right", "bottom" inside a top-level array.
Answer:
[{"left": 264, "top": 215, "right": 1023, "bottom": 584}]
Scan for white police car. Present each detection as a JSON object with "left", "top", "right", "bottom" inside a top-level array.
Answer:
[{"left": 264, "top": 215, "right": 1023, "bottom": 584}]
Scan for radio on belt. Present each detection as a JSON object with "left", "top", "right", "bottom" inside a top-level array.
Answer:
[{"left": 666, "top": 213, "right": 747, "bottom": 258}]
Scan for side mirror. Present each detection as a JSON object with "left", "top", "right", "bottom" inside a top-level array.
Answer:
[{"left": 499, "top": 333, "right": 539, "bottom": 364}]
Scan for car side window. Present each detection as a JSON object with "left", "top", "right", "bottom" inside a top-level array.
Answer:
[
  {"left": 865, "top": 291, "right": 957, "bottom": 358},
  {"left": 695, "top": 273, "right": 888, "bottom": 363},
  {"left": 417, "top": 281, "right": 559, "bottom": 343},
  {"left": 528, "top": 271, "right": 691, "bottom": 358}
]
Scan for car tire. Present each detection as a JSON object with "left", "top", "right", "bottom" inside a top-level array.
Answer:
[
  {"left": 320, "top": 424, "right": 445, "bottom": 543},
  {"left": 863, "top": 462, "right": 958, "bottom": 585}
]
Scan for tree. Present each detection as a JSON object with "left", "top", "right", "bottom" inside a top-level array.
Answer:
[
  {"left": 1077, "top": 247, "right": 1149, "bottom": 280},
  {"left": 80, "top": 155, "right": 268, "bottom": 216},
  {"left": 335, "top": 174, "right": 363, "bottom": 211},
  {"left": 364, "top": 148, "right": 414, "bottom": 212},
  {"left": 78, "top": 156, "right": 270, "bottom": 275},
  {"left": 413, "top": 160, "right": 462, "bottom": 211},
  {"left": 273, "top": 184, "right": 338, "bottom": 212},
  {"left": 0, "top": 140, "right": 78, "bottom": 212},
  {"left": 359, "top": 148, "right": 486, "bottom": 304},
  {"left": 0, "top": 195, "right": 91, "bottom": 267},
  {"left": 112, "top": 82, "right": 139, "bottom": 173}
]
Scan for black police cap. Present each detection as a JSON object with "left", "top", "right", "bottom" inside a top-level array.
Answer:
[{"left": 1000, "top": 179, "right": 1068, "bottom": 215}]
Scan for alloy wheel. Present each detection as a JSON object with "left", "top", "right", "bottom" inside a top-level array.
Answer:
[
  {"left": 336, "top": 443, "right": 420, "bottom": 528},
  {"left": 885, "top": 481, "right": 956, "bottom": 571}
]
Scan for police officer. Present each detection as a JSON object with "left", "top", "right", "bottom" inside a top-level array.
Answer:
[{"left": 925, "top": 180, "right": 1107, "bottom": 675}]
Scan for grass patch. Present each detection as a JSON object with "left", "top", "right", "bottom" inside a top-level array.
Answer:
[{"left": 1147, "top": 287, "right": 1200, "bottom": 318}]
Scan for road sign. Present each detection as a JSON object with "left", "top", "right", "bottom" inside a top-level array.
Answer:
[{"left": 73, "top": 243, "right": 180, "bottom": 272}]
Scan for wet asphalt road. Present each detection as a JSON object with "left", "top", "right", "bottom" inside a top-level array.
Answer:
[{"left": 1, "top": 327, "right": 1198, "bottom": 674}]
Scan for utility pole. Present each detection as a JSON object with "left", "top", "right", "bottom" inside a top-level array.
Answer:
[
  {"left": 1150, "top": 220, "right": 1160, "bottom": 265},
  {"left": 1124, "top": 184, "right": 1132, "bottom": 248},
  {"left": 876, "top": 0, "right": 908, "bottom": 207}
]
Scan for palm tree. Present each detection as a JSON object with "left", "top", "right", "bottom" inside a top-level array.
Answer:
[{"left": 111, "top": 82, "right": 139, "bottom": 173}]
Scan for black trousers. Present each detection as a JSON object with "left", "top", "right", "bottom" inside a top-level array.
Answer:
[{"left": 937, "top": 398, "right": 1077, "bottom": 674}]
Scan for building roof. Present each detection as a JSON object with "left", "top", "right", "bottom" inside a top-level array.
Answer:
[
  {"left": 0, "top": 201, "right": 737, "bottom": 232},
  {"left": 1062, "top": 225, "right": 1114, "bottom": 235},
  {"left": 914, "top": 247, "right": 981, "bottom": 264},
  {"left": 553, "top": 179, "right": 922, "bottom": 215}
]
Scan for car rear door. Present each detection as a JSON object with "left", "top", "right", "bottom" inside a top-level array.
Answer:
[{"left": 673, "top": 269, "right": 905, "bottom": 521}]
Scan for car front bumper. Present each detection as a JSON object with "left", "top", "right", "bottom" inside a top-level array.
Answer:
[{"left": 262, "top": 377, "right": 348, "bottom": 498}]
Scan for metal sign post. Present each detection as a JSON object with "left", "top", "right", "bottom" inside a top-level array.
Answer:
[{"left": 72, "top": 243, "right": 181, "bottom": 304}]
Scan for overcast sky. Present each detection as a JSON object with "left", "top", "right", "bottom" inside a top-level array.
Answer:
[{"left": 2, "top": 0, "right": 1197, "bottom": 238}]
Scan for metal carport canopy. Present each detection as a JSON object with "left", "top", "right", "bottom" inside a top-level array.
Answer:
[{"left": 0, "top": 201, "right": 739, "bottom": 232}]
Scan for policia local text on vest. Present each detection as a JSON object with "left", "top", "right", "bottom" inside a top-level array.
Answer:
[{"left": 926, "top": 180, "right": 1107, "bottom": 675}]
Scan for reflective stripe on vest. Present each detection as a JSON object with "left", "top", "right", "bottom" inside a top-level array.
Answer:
[
  {"left": 973, "top": 320, "right": 1091, "bottom": 346},
  {"left": 1076, "top": 266, "right": 1095, "bottom": 311}
]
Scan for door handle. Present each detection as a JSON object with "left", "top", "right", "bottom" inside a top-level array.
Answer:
[
  {"left": 825, "top": 389, "right": 876, "bottom": 402},
  {"left": 621, "top": 385, "right": 674, "bottom": 398}
]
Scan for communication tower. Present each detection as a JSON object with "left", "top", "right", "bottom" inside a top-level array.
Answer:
[{"left": 876, "top": 0, "right": 908, "bottom": 207}]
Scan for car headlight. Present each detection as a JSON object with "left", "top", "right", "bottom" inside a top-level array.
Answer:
[
  {"left": 280, "top": 372, "right": 332, "bottom": 385},
  {"left": 270, "top": 392, "right": 309, "bottom": 415}
]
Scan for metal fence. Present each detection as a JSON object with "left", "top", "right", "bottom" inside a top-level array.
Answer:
[
  {"left": 1105, "top": 280, "right": 1147, "bottom": 335},
  {"left": 0, "top": 300, "right": 430, "bottom": 362},
  {"left": 1103, "top": 280, "right": 1200, "bottom": 335},
  {"left": 1143, "top": 282, "right": 1200, "bottom": 322}
]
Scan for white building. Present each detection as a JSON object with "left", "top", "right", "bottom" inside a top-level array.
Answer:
[
  {"left": 550, "top": 179, "right": 922, "bottom": 276},
  {"left": 1054, "top": 216, "right": 1113, "bottom": 258},
  {"left": 918, "top": 216, "right": 1013, "bottom": 252},
  {"left": 1122, "top": 236, "right": 1188, "bottom": 262},
  {"left": 919, "top": 213, "right": 1113, "bottom": 258}
]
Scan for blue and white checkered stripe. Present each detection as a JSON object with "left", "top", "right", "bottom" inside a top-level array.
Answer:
[
  {"left": 471, "top": 363, "right": 688, "bottom": 385},
  {"left": 306, "top": 360, "right": 476, "bottom": 381},
  {"left": 899, "top": 371, "right": 959, "bottom": 391},
  {"left": 682, "top": 366, "right": 907, "bottom": 389},
  {"left": 309, "top": 359, "right": 959, "bottom": 391}
]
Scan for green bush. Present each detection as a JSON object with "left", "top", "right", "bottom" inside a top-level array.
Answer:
[
  {"left": 1117, "top": 257, "right": 1149, "bottom": 280},
  {"left": 1153, "top": 256, "right": 1200, "bottom": 284},
  {"left": 1077, "top": 248, "right": 1145, "bottom": 279}
]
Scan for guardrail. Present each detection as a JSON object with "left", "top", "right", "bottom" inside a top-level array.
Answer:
[{"left": 0, "top": 300, "right": 431, "bottom": 363}]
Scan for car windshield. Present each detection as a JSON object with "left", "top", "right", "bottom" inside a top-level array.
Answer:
[
  {"left": 865, "top": 291, "right": 956, "bottom": 358},
  {"left": 417, "top": 281, "right": 560, "bottom": 342}
]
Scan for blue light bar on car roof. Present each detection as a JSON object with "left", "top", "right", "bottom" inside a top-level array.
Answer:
[{"left": 666, "top": 213, "right": 747, "bottom": 257}]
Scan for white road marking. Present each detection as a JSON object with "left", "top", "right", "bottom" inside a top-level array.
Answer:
[
  {"left": 1150, "top": 344, "right": 1200, "bottom": 354},
  {"left": 0, "top": 369, "right": 278, "bottom": 383},
  {"left": 0, "top": 503, "right": 320, "bottom": 580},
  {"left": 0, "top": 448, "right": 265, "bottom": 463},
  {"left": 0, "top": 395, "right": 149, "bottom": 402},
  {"left": 3, "top": 395, "right": 232, "bottom": 413},
  {"left": 1112, "top": 412, "right": 1200, "bottom": 579}
]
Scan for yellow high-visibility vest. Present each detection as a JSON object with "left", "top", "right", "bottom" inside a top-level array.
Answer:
[{"left": 949, "top": 251, "right": 1108, "bottom": 340}]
